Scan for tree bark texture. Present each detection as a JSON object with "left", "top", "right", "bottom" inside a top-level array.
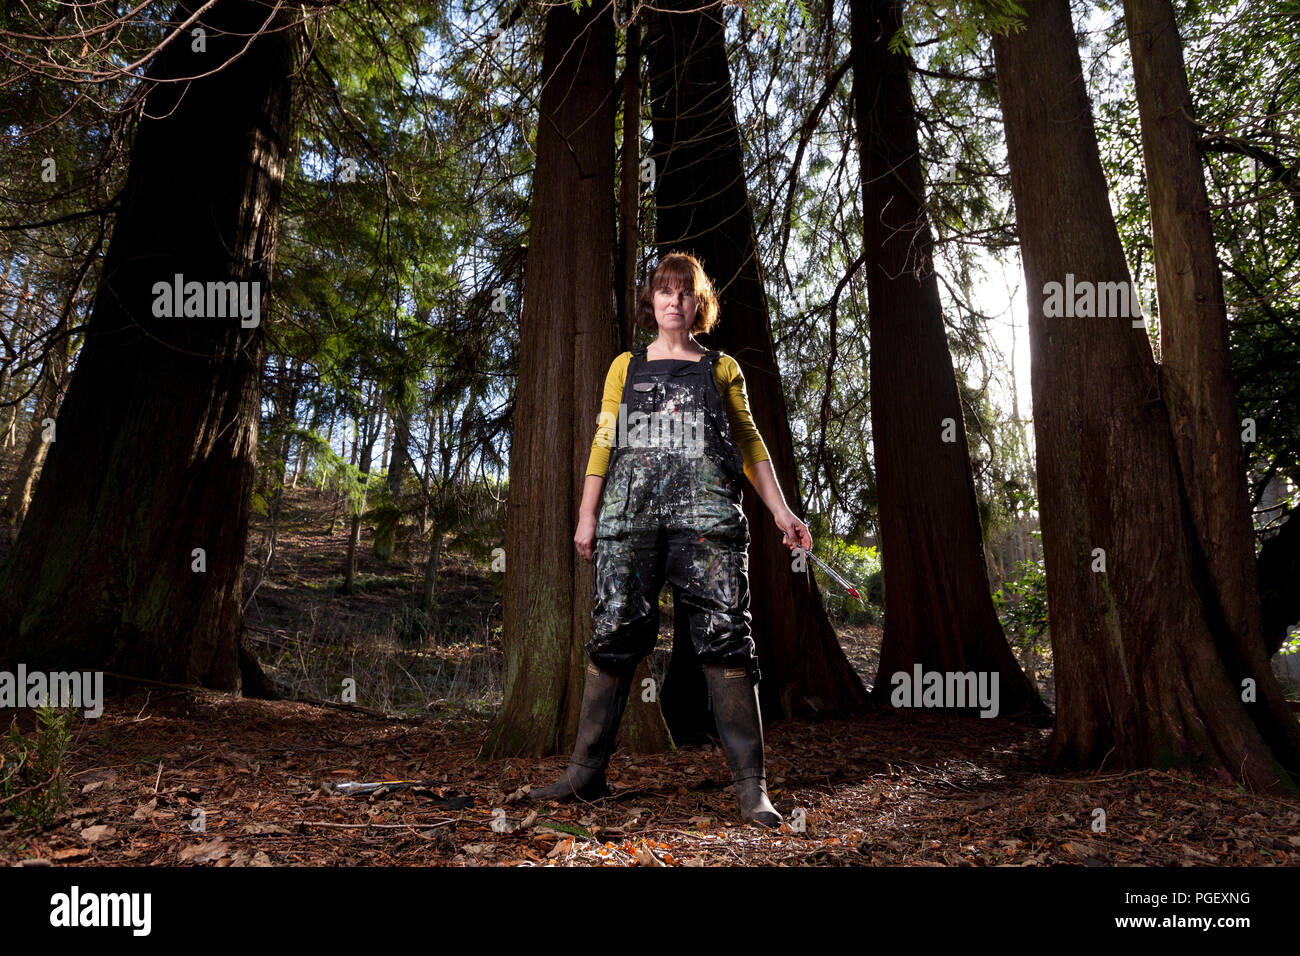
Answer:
[
  {"left": 851, "top": 0, "right": 1048, "bottom": 720},
  {"left": 1123, "top": 0, "right": 1300, "bottom": 762},
  {"left": 991, "top": 0, "right": 1298, "bottom": 790},
  {"left": 0, "top": 0, "right": 300, "bottom": 688},
  {"left": 484, "top": 2, "right": 671, "bottom": 757},
  {"left": 646, "top": 0, "right": 870, "bottom": 724}
]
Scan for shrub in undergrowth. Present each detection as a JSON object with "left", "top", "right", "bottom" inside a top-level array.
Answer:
[
  {"left": 992, "top": 557, "right": 1050, "bottom": 656},
  {"left": 0, "top": 705, "right": 76, "bottom": 827}
]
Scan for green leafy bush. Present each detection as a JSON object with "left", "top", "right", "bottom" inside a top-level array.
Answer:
[
  {"left": 1, "top": 705, "right": 77, "bottom": 827},
  {"left": 993, "top": 557, "right": 1050, "bottom": 652}
]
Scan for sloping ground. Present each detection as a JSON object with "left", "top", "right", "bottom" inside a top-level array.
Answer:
[{"left": 3, "top": 687, "right": 1298, "bottom": 866}]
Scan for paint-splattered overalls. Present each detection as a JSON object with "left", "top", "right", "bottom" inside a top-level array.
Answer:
[{"left": 586, "top": 346, "right": 759, "bottom": 681}]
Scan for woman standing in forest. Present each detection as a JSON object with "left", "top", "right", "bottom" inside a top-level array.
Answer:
[{"left": 528, "top": 251, "right": 811, "bottom": 828}]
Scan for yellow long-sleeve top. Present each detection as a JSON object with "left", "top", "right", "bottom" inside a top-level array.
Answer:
[{"left": 585, "top": 351, "right": 771, "bottom": 485}]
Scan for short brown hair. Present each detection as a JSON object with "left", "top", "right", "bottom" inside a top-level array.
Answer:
[{"left": 634, "top": 252, "right": 720, "bottom": 335}]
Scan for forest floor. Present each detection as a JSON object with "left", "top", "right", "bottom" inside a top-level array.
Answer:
[{"left": 3, "top": 486, "right": 1299, "bottom": 866}]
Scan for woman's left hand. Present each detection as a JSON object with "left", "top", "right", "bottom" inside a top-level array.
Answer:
[{"left": 774, "top": 509, "right": 812, "bottom": 552}]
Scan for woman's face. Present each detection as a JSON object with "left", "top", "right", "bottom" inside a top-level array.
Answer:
[{"left": 653, "top": 279, "right": 697, "bottom": 333}]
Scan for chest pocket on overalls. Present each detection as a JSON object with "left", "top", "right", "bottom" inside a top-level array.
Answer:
[{"left": 625, "top": 374, "right": 663, "bottom": 446}]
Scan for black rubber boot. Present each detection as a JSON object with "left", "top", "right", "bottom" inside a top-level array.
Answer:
[
  {"left": 528, "top": 661, "right": 636, "bottom": 803},
  {"left": 703, "top": 663, "right": 782, "bottom": 828}
]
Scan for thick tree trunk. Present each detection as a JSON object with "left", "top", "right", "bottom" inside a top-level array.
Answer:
[
  {"left": 1124, "top": 0, "right": 1300, "bottom": 758},
  {"left": 646, "top": 0, "right": 870, "bottom": 727},
  {"left": 616, "top": 15, "right": 642, "bottom": 351},
  {"left": 850, "top": 0, "right": 1048, "bottom": 720},
  {"left": 0, "top": 0, "right": 299, "bottom": 686},
  {"left": 991, "top": 0, "right": 1298, "bottom": 790},
  {"left": 483, "top": 2, "right": 671, "bottom": 757},
  {"left": 660, "top": 584, "right": 714, "bottom": 744}
]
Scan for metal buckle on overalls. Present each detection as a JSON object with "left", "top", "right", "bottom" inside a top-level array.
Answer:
[{"left": 723, "top": 666, "right": 748, "bottom": 679}]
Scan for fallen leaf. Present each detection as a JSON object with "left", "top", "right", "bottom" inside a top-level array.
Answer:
[
  {"left": 179, "top": 837, "right": 229, "bottom": 864},
  {"left": 636, "top": 841, "right": 666, "bottom": 867},
  {"left": 50, "top": 847, "right": 90, "bottom": 862},
  {"left": 80, "top": 825, "right": 116, "bottom": 845}
]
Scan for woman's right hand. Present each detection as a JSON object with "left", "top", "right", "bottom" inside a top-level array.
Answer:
[{"left": 574, "top": 513, "right": 597, "bottom": 561}]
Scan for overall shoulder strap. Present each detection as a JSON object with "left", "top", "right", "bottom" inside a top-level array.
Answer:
[{"left": 702, "top": 350, "right": 729, "bottom": 399}]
